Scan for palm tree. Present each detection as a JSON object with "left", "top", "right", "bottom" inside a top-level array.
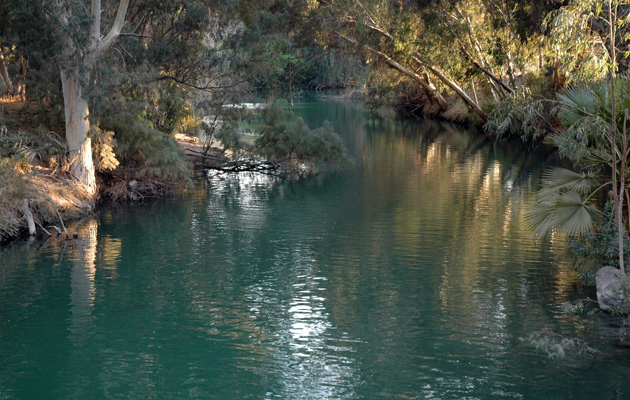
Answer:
[{"left": 527, "top": 79, "right": 630, "bottom": 272}]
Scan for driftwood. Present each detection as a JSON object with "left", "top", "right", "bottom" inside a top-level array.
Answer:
[
  {"left": 202, "top": 160, "right": 280, "bottom": 173},
  {"left": 186, "top": 148, "right": 281, "bottom": 173},
  {"left": 48, "top": 226, "right": 63, "bottom": 236},
  {"left": 35, "top": 221, "right": 51, "bottom": 236},
  {"left": 45, "top": 197, "right": 69, "bottom": 239},
  {"left": 22, "top": 199, "right": 36, "bottom": 236}
]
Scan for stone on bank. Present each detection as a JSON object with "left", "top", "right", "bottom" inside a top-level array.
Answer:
[{"left": 596, "top": 266, "right": 630, "bottom": 312}]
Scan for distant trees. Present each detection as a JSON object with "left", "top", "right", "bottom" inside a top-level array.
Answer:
[{"left": 298, "top": 0, "right": 567, "bottom": 119}]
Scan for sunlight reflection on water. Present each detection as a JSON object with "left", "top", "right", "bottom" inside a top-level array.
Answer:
[{"left": 0, "top": 100, "right": 625, "bottom": 400}]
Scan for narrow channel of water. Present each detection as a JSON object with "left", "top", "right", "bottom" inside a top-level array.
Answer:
[{"left": 1, "top": 99, "right": 629, "bottom": 399}]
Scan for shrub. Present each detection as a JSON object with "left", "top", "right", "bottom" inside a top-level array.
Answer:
[
  {"left": 98, "top": 98, "right": 191, "bottom": 184},
  {"left": 567, "top": 202, "right": 630, "bottom": 285},
  {"left": 484, "top": 87, "right": 560, "bottom": 142},
  {"left": 217, "top": 101, "right": 349, "bottom": 171}
]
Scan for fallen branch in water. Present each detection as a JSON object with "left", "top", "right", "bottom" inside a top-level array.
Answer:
[
  {"left": 529, "top": 328, "right": 601, "bottom": 359},
  {"left": 45, "top": 197, "right": 68, "bottom": 239},
  {"left": 203, "top": 159, "right": 281, "bottom": 173},
  {"left": 35, "top": 221, "right": 51, "bottom": 236}
]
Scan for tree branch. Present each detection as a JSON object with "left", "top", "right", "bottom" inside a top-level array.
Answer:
[
  {"left": 459, "top": 45, "right": 514, "bottom": 94},
  {"left": 156, "top": 75, "right": 250, "bottom": 91},
  {"left": 98, "top": 0, "right": 130, "bottom": 55},
  {"left": 118, "top": 33, "right": 151, "bottom": 38},
  {"left": 91, "top": 0, "right": 101, "bottom": 45},
  {"left": 335, "top": 32, "right": 448, "bottom": 110}
]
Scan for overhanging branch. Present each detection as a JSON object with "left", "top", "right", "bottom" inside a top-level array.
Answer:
[{"left": 157, "top": 75, "right": 250, "bottom": 91}]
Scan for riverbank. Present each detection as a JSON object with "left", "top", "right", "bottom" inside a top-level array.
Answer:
[
  {"left": 0, "top": 98, "right": 233, "bottom": 244},
  {"left": 0, "top": 137, "right": 201, "bottom": 244},
  {"left": 0, "top": 92, "right": 493, "bottom": 245},
  {"left": 0, "top": 162, "right": 94, "bottom": 244},
  {"left": 0, "top": 97, "right": 93, "bottom": 244}
]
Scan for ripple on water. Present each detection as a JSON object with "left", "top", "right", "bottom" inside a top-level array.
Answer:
[{"left": 0, "top": 102, "right": 627, "bottom": 399}]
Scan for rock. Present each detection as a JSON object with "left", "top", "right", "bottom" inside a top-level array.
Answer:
[{"left": 596, "top": 266, "right": 629, "bottom": 312}]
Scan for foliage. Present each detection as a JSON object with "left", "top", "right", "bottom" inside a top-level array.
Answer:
[
  {"left": 545, "top": 0, "right": 614, "bottom": 86},
  {"left": 0, "top": 157, "right": 32, "bottom": 240},
  {"left": 0, "top": 126, "right": 67, "bottom": 168},
  {"left": 484, "top": 87, "right": 560, "bottom": 142},
  {"left": 217, "top": 101, "right": 349, "bottom": 171},
  {"left": 99, "top": 99, "right": 190, "bottom": 183},
  {"left": 547, "top": 84, "right": 614, "bottom": 167},
  {"left": 89, "top": 127, "right": 119, "bottom": 172},
  {"left": 527, "top": 77, "right": 630, "bottom": 239},
  {"left": 568, "top": 202, "right": 630, "bottom": 284},
  {"left": 527, "top": 167, "right": 600, "bottom": 237},
  {"left": 129, "top": 83, "right": 194, "bottom": 135}
]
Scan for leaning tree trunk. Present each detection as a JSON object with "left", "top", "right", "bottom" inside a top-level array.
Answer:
[
  {"left": 335, "top": 33, "right": 448, "bottom": 110},
  {"left": 61, "top": 70, "right": 96, "bottom": 196},
  {"left": 415, "top": 57, "right": 487, "bottom": 122}
]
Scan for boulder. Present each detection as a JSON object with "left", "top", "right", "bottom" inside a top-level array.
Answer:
[{"left": 596, "top": 266, "right": 629, "bottom": 312}]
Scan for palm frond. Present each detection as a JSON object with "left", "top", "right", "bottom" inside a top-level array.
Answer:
[
  {"left": 558, "top": 87, "right": 599, "bottom": 126},
  {"left": 527, "top": 191, "right": 599, "bottom": 238},
  {"left": 538, "top": 167, "right": 598, "bottom": 199}
]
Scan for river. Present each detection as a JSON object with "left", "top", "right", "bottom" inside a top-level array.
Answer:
[{"left": 1, "top": 99, "right": 629, "bottom": 399}]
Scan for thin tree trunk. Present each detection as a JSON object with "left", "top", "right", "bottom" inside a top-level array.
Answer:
[
  {"left": 609, "top": 0, "right": 622, "bottom": 272},
  {"left": 619, "top": 109, "right": 627, "bottom": 274},
  {"left": 0, "top": 51, "right": 13, "bottom": 95},
  {"left": 61, "top": 70, "right": 96, "bottom": 196},
  {"left": 471, "top": 79, "right": 479, "bottom": 105},
  {"left": 506, "top": 52, "right": 516, "bottom": 88},
  {"left": 538, "top": 37, "right": 544, "bottom": 72},
  {"left": 459, "top": 45, "right": 513, "bottom": 95}
]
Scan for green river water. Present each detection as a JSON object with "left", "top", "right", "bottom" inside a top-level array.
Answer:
[{"left": 1, "top": 99, "right": 630, "bottom": 399}]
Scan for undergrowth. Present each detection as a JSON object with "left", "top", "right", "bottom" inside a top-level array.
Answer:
[{"left": 567, "top": 202, "right": 630, "bottom": 285}]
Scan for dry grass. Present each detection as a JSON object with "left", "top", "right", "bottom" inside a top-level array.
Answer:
[
  {"left": 0, "top": 165, "right": 94, "bottom": 243},
  {"left": 0, "top": 96, "right": 93, "bottom": 243}
]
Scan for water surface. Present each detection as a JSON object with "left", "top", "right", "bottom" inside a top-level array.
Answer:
[{"left": 1, "top": 99, "right": 629, "bottom": 399}]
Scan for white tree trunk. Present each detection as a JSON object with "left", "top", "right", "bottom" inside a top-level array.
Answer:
[
  {"left": 0, "top": 51, "right": 13, "bottom": 95},
  {"left": 61, "top": 70, "right": 96, "bottom": 196}
]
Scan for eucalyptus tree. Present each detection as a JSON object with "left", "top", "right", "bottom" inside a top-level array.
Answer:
[
  {"left": 60, "top": 1, "right": 130, "bottom": 196},
  {"left": 0, "top": 0, "right": 239, "bottom": 196}
]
